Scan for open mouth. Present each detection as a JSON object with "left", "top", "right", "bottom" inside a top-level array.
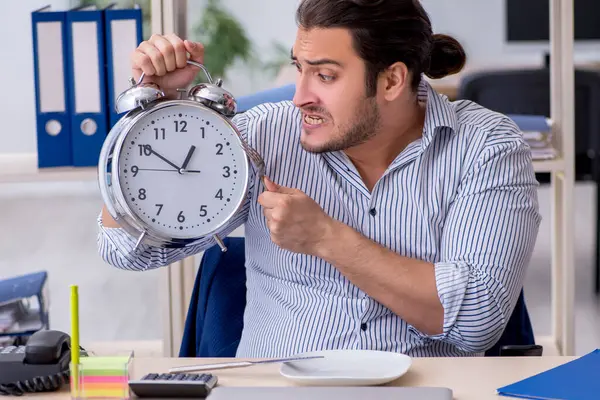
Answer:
[{"left": 303, "top": 114, "right": 326, "bottom": 126}]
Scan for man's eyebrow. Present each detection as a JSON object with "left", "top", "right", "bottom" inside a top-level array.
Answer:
[{"left": 290, "top": 49, "right": 343, "bottom": 67}]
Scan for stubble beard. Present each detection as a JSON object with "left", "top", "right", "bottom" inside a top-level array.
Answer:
[{"left": 301, "top": 97, "right": 381, "bottom": 154}]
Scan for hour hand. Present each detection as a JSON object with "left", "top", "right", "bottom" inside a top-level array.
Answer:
[
  {"left": 145, "top": 145, "right": 180, "bottom": 171},
  {"left": 180, "top": 145, "right": 196, "bottom": 172}
]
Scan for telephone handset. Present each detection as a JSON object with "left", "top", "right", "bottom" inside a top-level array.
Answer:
[{"left": 0, "top": 330, "right": 75, "bottom": 396}]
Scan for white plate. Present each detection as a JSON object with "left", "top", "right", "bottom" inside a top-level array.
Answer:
[{"left": 279, "top": 349, "right": 412, "bottom": 386}]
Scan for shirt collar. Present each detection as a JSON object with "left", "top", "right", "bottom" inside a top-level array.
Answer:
[{"left": 417, "top": 79, "right": 459, "bottom": 148}]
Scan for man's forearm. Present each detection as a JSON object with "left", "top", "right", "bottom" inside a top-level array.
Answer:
[{"left": 317, "top": 220, "right": 444, "bottom": 335}]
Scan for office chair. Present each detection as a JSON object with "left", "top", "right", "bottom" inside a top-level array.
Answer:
[
  {"left": 179, "top": 238, "right": 542, "bottom": 358},
  {"left": 456, "top": 68, "right": 600, "bottom": 294}
]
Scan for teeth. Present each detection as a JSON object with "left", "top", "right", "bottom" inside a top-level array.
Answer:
[{"left": 304, "top": 115, "right": 324, "bottom": 125}]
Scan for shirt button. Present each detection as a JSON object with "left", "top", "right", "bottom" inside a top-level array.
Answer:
[
  {"left": 369, "top": 208, "right": 377, "bottom": 217},
  {"left": 360, "top": 323, "right": 368, "bottom": 331}
]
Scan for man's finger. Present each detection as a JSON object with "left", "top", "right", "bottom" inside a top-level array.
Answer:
[
  {"left": 138, "top": 41, "right": 166, "bottom": 76},
  {"left": 165, "top": 33, "right": 187, "bottom": 69},
  {"left": 263, "top": 207, "right": 285, "bottom": 223},
  {"left": 263, "top": 207, "right": 275, "bottom": 223},
  {"left": 131, "top": 49, "right": 155, "bottom": 77},
  {"left": 150, "top": 34, "right": 177, "bottom": 72},
  {"left": 258, "top": 191, "right": 285, "bottom": 209},
  {"left": 263, "top": 176, "right": 280, "bottom": 192},
  {"left": 184, "top": 40, "right": 204, "bottom": 64},
  {"left": 264, "top": 176, "right": 296, "bottom": 194}
]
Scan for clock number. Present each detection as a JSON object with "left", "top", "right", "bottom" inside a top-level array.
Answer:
[
  {"left": 131, "top": 166, "right": 139, "bottom": 177},
  {"left": 223, "top": 166, "right": 231, "bottom": 178},
  {"left": 174, "top": 120, "right": 187, "bottom": 133},
  {"left": 215, "top": 143, "right": 223, "bottom": 155},
  {"left": 201, "top": 127, "right": 205, "bottom": 139},
  {"left": 177, "top": 211, "right": 185, "bottom": 223},
  {"left": 139, "top": 144, "right": 152, "bottom": 156},
  {"left": 154, "top": 128, "right": 166, "bottom": 140},
  {"left": 199, "top": 205, "right": 208, "bottom": 217},
  {"left": 155, "top": 204, "right": 163, "bottom": 216},
  {"left": 215, "top": 189, "right": 223, "bottom": 200},
  {"left": 138, "top": 188, "right": 147, "bottom": 200}
]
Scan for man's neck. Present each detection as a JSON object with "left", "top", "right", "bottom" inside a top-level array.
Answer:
[{"left": 344, "top": 98, "right": 426, "bottom": 191}]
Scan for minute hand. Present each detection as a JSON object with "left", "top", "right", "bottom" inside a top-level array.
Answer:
[{"left": 146, "top": 146, "right": 180, "bottom": 170}]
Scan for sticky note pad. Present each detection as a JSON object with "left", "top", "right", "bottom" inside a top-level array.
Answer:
[{"left": 71, "top": 354, "right": 132, "bottom": 399}]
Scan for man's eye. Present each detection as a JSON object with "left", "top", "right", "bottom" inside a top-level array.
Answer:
[
  {"left": 319, "top": 74, "right": 335, "bottom": 82},
  {"left": 291, "top": 61, "right": 301, "bottom": 71}
]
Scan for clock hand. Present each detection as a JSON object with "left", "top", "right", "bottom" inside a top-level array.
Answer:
[
  {"left": 136, "top": 168, "right": 175, "bottom": 172},
  {"left": 135, "top": 168, "right": 201, "bottom": 173},
  {"left": 179, "top": 145, "right": 196, "bottom": 173},
  {"left": 145, "top": 146, "right": 181, "bottom": 171}
]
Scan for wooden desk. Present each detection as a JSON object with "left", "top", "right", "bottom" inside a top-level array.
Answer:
[{"left": 25, "top": 356, "right": 575, "bottom": 400}]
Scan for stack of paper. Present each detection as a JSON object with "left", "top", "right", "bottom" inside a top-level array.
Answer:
[
  {"left": 0, "top": 303, "right": 17, "bottom": 329},
  {"left": 507, "top": 114, "right": 557, "bottom": 160}
]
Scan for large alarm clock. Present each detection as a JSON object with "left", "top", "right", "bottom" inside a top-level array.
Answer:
[{"left": 98, "top": 61, "right": 264, "bottom": 252}]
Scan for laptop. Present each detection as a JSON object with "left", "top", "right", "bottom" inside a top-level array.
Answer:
[{"left": 208, "top": 386, "right": 453, "bottom": 399}]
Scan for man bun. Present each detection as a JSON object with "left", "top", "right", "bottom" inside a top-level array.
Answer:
[{"left": 425, "top": 34, "right": 467, "bottom": 79}]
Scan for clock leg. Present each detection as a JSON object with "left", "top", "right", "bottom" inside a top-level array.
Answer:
[
  {"left": 213, "top": 235, "right": 228, "bottom": 252},
  {"left": 134, "top": 231, "right": 147, "bottom": 252}
]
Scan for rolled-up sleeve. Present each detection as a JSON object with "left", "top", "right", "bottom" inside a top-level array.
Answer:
[{"left": 413, "top": 118, "right": 541, "bottom": 353}]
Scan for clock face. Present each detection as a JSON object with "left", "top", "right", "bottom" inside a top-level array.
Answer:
[{"left": 115, "top": 102, "right": 249, "bottom": 239}]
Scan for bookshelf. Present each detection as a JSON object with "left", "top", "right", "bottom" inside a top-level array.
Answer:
[
  {"left": 533, "top": 158, "right": 566, "bottom": 173},
  {"left": 0, "top": 166, "right": 97, "bottom": 184},
  {"left": 543, "top": 0, "right": 575, "bottom": 357},
  {"left": 157, "top": 0, "right": 577, "bottom": 357}
]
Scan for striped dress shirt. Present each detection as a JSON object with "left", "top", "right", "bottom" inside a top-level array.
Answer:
[{"left": 98, "top": 81, "right": 541, "bottom": 358}]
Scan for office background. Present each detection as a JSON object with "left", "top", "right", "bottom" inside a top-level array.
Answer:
[{"left": 0, "top": 0, "right": 599, "bottom": 355}]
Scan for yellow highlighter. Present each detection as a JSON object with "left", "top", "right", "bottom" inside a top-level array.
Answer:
[{"left": 70, "top": 285, "right": 80, "bottom": 395}]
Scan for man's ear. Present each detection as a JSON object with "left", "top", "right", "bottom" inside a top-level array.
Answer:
[{"left": 379, "top": 61, "right": 409, "bottom": 101}]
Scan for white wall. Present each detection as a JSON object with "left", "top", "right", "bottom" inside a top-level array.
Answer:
[
  {"left": 1, "top": 0, "right": 599, "bottom": 159},
  {"left": 421, "top": 0, "right": 600, "bottom": 68},
  {"left": 0, "top": 1, "right": 70, "bottom": 158}
]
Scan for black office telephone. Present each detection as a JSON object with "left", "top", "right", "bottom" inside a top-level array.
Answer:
[{"left": 0, "top": 330, "right": 75, "bottom": 396}]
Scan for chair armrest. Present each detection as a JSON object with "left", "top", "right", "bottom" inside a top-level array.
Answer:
[{"left": 499, "top": 345, "right": 543, "bottom": 357}]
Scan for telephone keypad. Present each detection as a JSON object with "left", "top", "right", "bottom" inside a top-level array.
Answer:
[{"left": 0, "top": 346, "right": 25, "bottom": 354}]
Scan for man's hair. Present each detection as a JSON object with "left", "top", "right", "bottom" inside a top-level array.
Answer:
[{"left": 295, "top": 0, "right": 466, "bottom": 96}]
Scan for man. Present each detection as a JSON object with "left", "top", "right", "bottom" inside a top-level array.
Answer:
[{"left": 98, "top": 0, "right": 541, "bottom": 358}]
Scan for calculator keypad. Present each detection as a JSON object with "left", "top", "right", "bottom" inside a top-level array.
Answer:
[{"left": 128, "top": 372, "right": 218, "bottom": 398}]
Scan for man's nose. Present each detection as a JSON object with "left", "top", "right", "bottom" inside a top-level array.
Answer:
[{"left": 292, "top": 77, "right": 318, "bottom": 108}]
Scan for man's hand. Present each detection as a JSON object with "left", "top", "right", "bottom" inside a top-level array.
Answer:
[
  {"left": 131, "top": 33, "right": 204, "bottom": 98},
  {"left": 258, "top": 177, "right": 335, "bottom": 256}
]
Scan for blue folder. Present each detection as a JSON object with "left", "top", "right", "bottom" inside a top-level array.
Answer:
[
  {"left": 0, "top": 271, "right": 49, "bottom": 338},
  {"left": 31, "top": 6, "right": 73, "bottom": 168},
  {"left": 497, "top": 349, "right": 600, "bottom": 399},
  {"left": 104, "top": 4, "right": 143, "bottom": 128},
  {"left": 0, "top": 271, "right": 47, "bottom": 307},
  {"left": 65, "top": 5, "right": 109, "bottom": 167}
]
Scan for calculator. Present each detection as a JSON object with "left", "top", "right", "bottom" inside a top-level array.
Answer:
[{"left": 128, "top": 372, "right": 218, "bottom": 398}]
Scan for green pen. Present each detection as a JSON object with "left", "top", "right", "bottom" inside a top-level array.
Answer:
[{"left": 70, "top": 285, "right": 80, "bottom": 395}]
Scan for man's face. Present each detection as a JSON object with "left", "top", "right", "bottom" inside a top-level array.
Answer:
[{"left": 292, "top": 27, "right": 381, "bottom": 153}]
